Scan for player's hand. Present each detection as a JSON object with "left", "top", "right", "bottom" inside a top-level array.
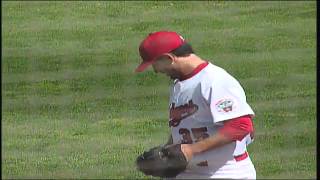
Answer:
[
  {"left": 136, "top": 144, "right": 188, "bottom": 178},
  {"left": 181, "top": 144, "right": 194, "bottom": 162}
]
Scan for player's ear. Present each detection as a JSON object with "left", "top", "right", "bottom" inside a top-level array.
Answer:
[{"left": 161, "top": 53, "right": 176, "bottom": 64}]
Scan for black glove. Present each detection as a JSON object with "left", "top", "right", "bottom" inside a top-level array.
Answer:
[{"left": 136, "top": 144, "right": 188, "bottom": 178}]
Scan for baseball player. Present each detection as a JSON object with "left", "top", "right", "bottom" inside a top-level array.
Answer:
[{"left": 135, "top": 31, "right": 256, "bottom": 179}]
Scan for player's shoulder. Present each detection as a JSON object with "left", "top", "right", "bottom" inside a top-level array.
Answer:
[
  {"left": 204, "top": 62, "right": 229, "bottom": 75},
  {"left": 202, "top": 62, "right": 232, "bottom": 82},
  {"left": 201, "top": 62, "right": 241, "bottom": 89}
]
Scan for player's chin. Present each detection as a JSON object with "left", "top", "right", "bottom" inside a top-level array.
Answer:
[
  {"left": 169, "top": 75, "right": 176, "bottom": 80},
  {"left": 164, "top": 73, "right": 172, "bottom": 79},
  {"left": 164, "top": 72, "right": 177, "bottom": 80},
  {"left": 165, "top": 73, "right": 174, "bottom": 79}
]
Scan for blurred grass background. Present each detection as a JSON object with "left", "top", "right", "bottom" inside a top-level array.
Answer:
[{"left": 2, "top": 1, "right": 316, "bottom": 179}]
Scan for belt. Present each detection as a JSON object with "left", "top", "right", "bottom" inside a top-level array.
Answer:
[{"left": 234, "top": 151, "right": 248, "bottom": 162}]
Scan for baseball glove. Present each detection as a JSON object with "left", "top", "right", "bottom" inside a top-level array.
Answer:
[{"left": 136, "top": 144, "right": 188, "bottom": 178}]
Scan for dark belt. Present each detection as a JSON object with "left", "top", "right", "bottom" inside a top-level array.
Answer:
[{"left": 234, "top": 151, "right": 248, "bottom": 162}]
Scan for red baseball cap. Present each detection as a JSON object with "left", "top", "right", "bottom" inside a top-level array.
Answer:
[{"left": 135, "top": 31, "right": 185, "bottom": 72}]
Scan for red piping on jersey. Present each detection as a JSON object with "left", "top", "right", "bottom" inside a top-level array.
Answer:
[
  {"left": 234, "top": 151, "right": 248, "bottom": 161},
  {"left": 218, "top": 115, "right": 254, "bottom": 141},
  {"left": 180, "top": 61, "right": 209, "bottom": 81}
]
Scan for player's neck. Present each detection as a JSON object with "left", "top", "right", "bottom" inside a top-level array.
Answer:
[{"left": 177, "top": 54, "right": 207, "bottom": 79}]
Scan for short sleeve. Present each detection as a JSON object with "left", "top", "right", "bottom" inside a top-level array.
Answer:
[{"left": 201, "top": 73, "right": 255, "bottom": 123}]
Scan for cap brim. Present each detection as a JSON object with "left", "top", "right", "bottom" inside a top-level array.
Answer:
[{"left": 135, "top": 61, "right": 154, "bottom": 72}]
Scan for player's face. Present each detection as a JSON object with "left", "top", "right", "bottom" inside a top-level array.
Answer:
[{"left": 152, "top": 56, "right": 180, "bottom": 79}]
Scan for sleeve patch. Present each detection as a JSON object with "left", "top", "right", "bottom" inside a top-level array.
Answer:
[{"left": 215, "top": 99, "right": 234, "bottom": 113}]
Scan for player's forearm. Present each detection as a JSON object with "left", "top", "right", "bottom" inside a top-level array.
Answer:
[
  {"left": 190, "top": 132, "right": 232, "bottom": 155},
  {"left": 190, "top": 115, "right": 253, "bottom": 155}
]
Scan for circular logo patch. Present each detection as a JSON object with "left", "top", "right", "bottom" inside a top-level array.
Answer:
[{"left": 216, "top": 99, "right": 234, "bottom": 112}]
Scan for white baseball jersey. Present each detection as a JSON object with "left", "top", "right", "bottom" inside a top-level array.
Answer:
[{"left": 169, "top": 62, "right": 256, "bottom": 179}]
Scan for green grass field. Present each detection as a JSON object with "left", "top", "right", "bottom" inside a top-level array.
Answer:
[{"left": 2, "top": 1, "right": 316, "bottom": 179}]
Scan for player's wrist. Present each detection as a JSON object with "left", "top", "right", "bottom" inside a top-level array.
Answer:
[
  {"left": 189, "top": 142, "right": 203, "bottom": 155},
  {"left": 181, "top": 144, "right": 194, "bottom": 161}
]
